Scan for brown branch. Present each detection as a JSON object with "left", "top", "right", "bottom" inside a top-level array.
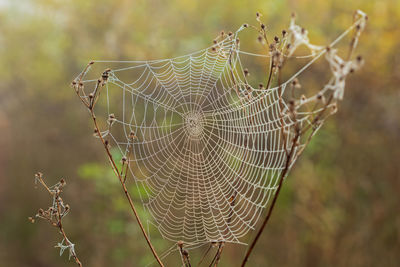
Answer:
[
  {"left": 241, "top": 130, "right": 300, "bottom": 266},
  {"left": 213, "top": 242, "right": 225, "bottom": 267},
  {"left": 265, "top": 60, "right": 274, "bottom": 89},
  {"left": 31, "top": 173, "right": 82, "bottom": 267},
  {"left": 197, "top": 243, "right": 213, "bottom": 266},
  {"left": 178, "top": 241, "right": 192, "bottom": 267},
  {"left": 208, "top": 242, "right": 224, "bottom": 267},
  {"left": 73, "top": 64, "right": 164, "bottom": 267},
  {"left": 241, "top": 42, "right": 297, "bottom": 265},
  {"left": 90, "top": 109, "right": 164, "bottom": 267},
  {"left": 56, "top": 200, "right": 83, "bottom": 267}
]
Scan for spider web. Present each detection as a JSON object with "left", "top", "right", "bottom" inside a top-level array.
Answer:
[{"left": 75, "top": 12, "right": 366, "bottom": 249}]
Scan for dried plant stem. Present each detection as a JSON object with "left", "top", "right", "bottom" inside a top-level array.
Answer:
[
  {"left": 90, "top": 110, "right": 164, "bottom": 267},
  {"left": 55, "top": 188, "right": 80, "bottom": 266},
  {"left": 208, "top": 242, "right": 224, "bottom": 267},
  {"left": 241, "top": 55, "right": 299, "bottom": 266},
  {"left": 241, "top": 131, "right": 300, "bottom": 267},
  {"left": 73, "top": 64, "right": 164, "bottom": 267},
  {"left": 197, "top": 243, "right": 213, "bottom": 266},
  {"left": 213, "top": 242, "right": 224, "bottom": 267},
  {"left": 57, "top": 216, "right": 83, "bottom": 267},
  {"left": 32, "top": 173, "right": 82, "bottom": 266},
  {"left": 178, "top": 242, "right": 192, "bottom": 267},
  {"left": 265, "top": 60, "right": 274, "bottom": 89}
]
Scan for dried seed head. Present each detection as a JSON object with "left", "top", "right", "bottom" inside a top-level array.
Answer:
[
  {"left": 28, "top": 217, "right": 35, "bottom": 223},
  {"left": 317, "top": 93, "right": 323, "bottom": 100},
  {"left": 102, "top": 68, "right": 111, "bottom": 81},
  {"left": 122, "top": 156, "right": 127, "bottom": 162},
  {"left": 259, "top": 83, "right": 264, "bottom": 89},
  {"left": 65, "top": 204, "right": 70, "bottom": 212},
  {"left": 288, "top": 99, "right": 296, "bottom": 112},
  {"left": 331, "top": 103, "right": 338, "bottom": 114},
  {"left": 108, "top": 113, "right": 116, "bottom": 124},
  {"left": 269, "top": 43, "right": 275, "bottom": 51},
  {"left": 213, "top": 39, "right": 217, "bottom": 44},
  {"left": 261, "top": 23, "right": 265, "bottom": 30},
  {"left": 301, "top": 94, "right": 306, "bottom": 101},
  {"left": 35, "top": 172, "right": 43, "bottom": 180},
  {"left": 89, "top": 93, "right": 94, "bottom": 99},
  {"left": 282, "top": 30, "right": 287, "bottom": 36},
  {"left": 211, "top": 47, "right": 217, "bottom": 52},
  {"left": 243, "top": 23, "right": 249, "bottom": 28},
  {"left": 129, "top": 131, "right": 136, "bottom": 140},
  {"left": 177, "top": 240, "right": 184, "bottom": 248},
  {"left": 256, "top": 12, "right": 260, "bottom": 17},
  {"left": 257, "top": 35, "right": 263, "bottom": 43},
  {"left": 228, "top": 31, "right": 233, "bottom": 36},
  {"left": 291, "top": 78, "right": 301, "bottom": 89},
  {"left": 274, "top": 36, "right": 279, "bottom": 42},
  {"left": 243, "top": 68, "right": 249, "bottom": 77},
  {"left": 60, "top": 178, "right": 66, "bottom": 186}
]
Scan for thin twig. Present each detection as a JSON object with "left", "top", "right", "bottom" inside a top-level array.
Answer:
[
  {"left": 241, "top": 130, "right": 300, "bottom": 267},
  {"left": 178, "top": 241, "right": 192, "bottom": 267},
  {"left": 197, "top": 243, "right": 213, "bottom": 266},
  {"left": 241, "top": 36, "right": 298, "bottom": 266},
  {"left": 213, "top": 242, "right": 225, "bottom": 267},
  {"left": 73, "top": 64, "right": 164, "bottom": 267},
  {"left": 31, "top": 173, "right": 83, "bottom": 267},
  {"left": 90, "top": 109, "right": 164, "bottom": 267}
]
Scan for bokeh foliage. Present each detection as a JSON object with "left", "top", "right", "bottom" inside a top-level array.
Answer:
[{"left": 0, "top": 0, "right": 399, "bottom": 266}]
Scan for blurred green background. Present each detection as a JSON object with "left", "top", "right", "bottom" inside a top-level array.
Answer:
[{"left": 0, "top": 0, "right": 399, "bottom": 266}]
